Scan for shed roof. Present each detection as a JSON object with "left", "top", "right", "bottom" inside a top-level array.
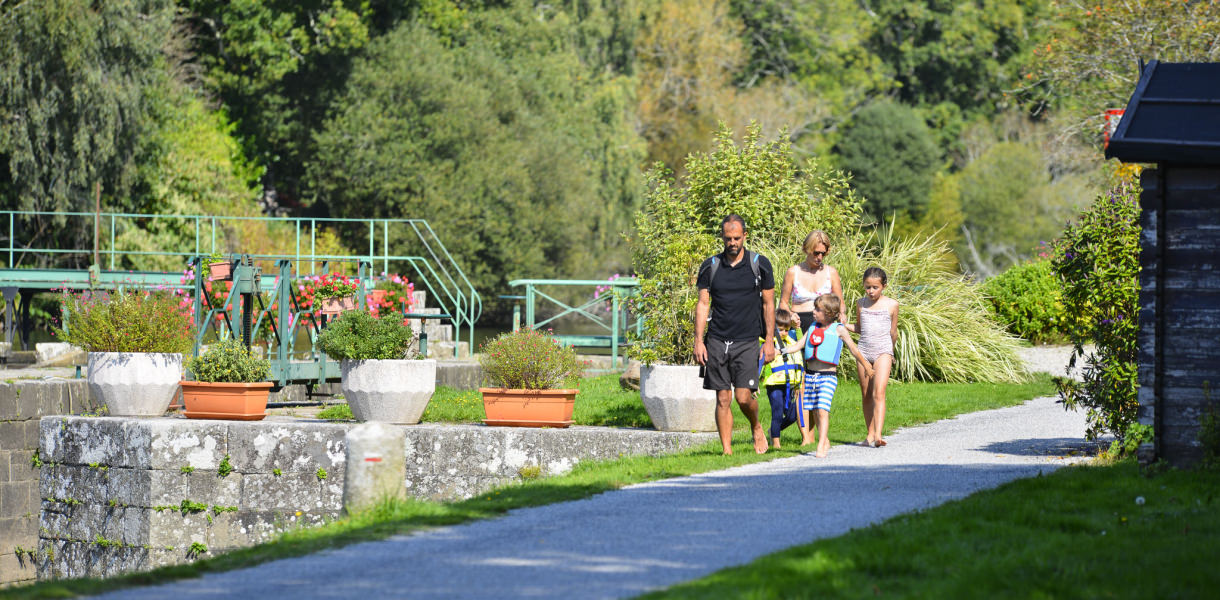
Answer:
[{"left": 1105, "top": 60, "right": 1220, "bottom": 165}]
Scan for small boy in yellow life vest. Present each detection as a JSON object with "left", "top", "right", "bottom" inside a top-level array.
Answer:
[{"left": 759, "top": 308, "right": 804, "bottom": 449}]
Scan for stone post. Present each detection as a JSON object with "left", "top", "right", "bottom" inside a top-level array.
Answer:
[{"left": 342, "top": 422, "right": 406, "bottom": 514}]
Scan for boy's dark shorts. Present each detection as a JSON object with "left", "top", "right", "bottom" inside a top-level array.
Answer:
[{"left": 702, "top": 337, "right": 761, "bottom": 391}]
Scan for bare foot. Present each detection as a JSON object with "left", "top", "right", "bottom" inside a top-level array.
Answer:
[
  {"left": 753, "top": 426, "right": 768, "bottom": 454},
  {"left": 722, "top": 448, "right": 733, "bottom": 456},
  {"left": 860, "top": 439, "right": 874, "bottom": 448},
  {"left": 814, "top": 445, "right": 828, "bottom": 458},
  {"left": 875, "top": 439, "right": 887, "bottom": 447},
  {"left": 801, "top": 436, "right": 815, "bottom": 447}
]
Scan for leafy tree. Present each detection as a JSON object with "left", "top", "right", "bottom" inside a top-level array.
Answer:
[
  {"left": 835, "top": 99, "right": 941, "bottom": 223},
  {"left": 635, "top": 0, "right": 745, "bottom": 173},
  {"left": 310, "top": 6, "right": 644, "bottom": 306},
  {"left": 181, "top": 0, "right": 374, "bottom": 208},
  {"left": 867, "top": 0, "right": 1043, "bottom": 114},
  {"left": 116, "top": 79, "right": 264, "bottom": 272},
  {"left": 1025, "top": 0, "right": 1220, "bottom": 142},
  {"left": 0, "top": 0, "right": 174, "bottom": 265},
  {"left": 629, "top": 122, "right": 862, "bottom": 365},
  {"left": 956, "top": 141, "right": 1090, "bottom": 277},
  {"left": 729, "top": 0, "right": 891, "bottom": 140}
]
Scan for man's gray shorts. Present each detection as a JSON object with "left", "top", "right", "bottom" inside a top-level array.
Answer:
[{"left": 703, "top": 338, "right": 760, "bottom": 391}]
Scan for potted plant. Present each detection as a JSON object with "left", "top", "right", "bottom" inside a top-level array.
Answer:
[
  {"left": 368, "top": 273, "right": 415, "bottom": 317},
  {"left": 182, "top": 339, "right": 273, "bottom": 420},
  {"left": 318, "top": 310, "right": 436, "bottom": 423},
  {"left": 478, "top": 329, "right": 584, "bottom": 427},
  {"left": 313, "top": 273, "right": 359, "bottom": 315},
  {"left": 57, "top": 289, "right": 195, "bottom": 416},
  {"left": 202, "top": 252, "right": 232, "bottom": 281}
]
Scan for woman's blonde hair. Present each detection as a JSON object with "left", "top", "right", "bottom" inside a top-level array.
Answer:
[{"left": 803, "top": 230, "right": 832, "bottom": 255}]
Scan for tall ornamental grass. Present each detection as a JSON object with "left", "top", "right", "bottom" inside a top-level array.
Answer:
[
  {"left": 829, "top": 226, "right": 1027, "bottom": 383},
  {"left": 57, "top": 289, "right": 195, "bottom": 354}
]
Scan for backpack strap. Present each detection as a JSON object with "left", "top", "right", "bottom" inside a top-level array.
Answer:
[
  {"left": 700, "top": 251, "right": 759, "bottom": 290},
  {"left": 748, "top": 251, "right": 761, "bottom": 292}
]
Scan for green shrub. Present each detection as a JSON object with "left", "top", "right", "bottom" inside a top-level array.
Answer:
[
  {"left": 983, "top": 260, "right": 1072, "bottom": 344},
  {"left": 831, "top": 226, "right": 1027, "bottom": 383},
  {"left": 628, "top": 122, "right": 862, "bottom": 365},
  {"left": 479, "top": 329, "right": 583, "bottom": 389},
  {"left": 317, "top": 310, "right": 418, "bottom": 360},
  {"left": 834, "top": 99, "right": 941, "bottom": 222},
  {"left": 57, "top": 290, "right": 195, "bottom": 354},
  {"left": 187, "top": 339, "right": 269, "bottom": 383},
  {"left": 1052, "top": 182, "right": 1140, "bottom": 441}
]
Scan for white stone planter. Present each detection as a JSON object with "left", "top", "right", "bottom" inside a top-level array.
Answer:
[
  {"left": 340, "top": 359, "right": 437, "bottom": 423},
  {"left": 639, "top": 364, "right": 716, "bottom": 432},
  {"left": 87, "top": 352, "right": 183, "bottom": 416}
]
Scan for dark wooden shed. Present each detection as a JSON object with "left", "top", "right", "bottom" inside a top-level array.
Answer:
[{"left": 1106, "top": 60, "right": 1220, "bottom": 466}]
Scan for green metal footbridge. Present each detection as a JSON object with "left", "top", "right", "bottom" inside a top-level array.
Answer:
[{"left": 0, "top": 211, "right": 482, "bottom": 386}]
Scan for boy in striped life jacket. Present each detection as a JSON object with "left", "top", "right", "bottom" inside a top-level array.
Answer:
[
  {"left": 782, "top": 294, "right": 872, "bottom": 457},
  {"left": 759, "top": 309, "right": 804, "bottom": 449}
]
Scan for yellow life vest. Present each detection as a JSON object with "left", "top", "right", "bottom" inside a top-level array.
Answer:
[{"left": 760, "top": 327, "right": 803, "bottom": 387}]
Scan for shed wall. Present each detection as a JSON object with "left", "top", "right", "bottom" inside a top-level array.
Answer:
[{"left": 1139, "top": 167, "right": 1220, "bottom": 466}]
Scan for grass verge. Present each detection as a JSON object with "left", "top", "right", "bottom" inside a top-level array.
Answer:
[
  {"left": 641, "top": 458, "right": 1220, "bottom": 598},
  {"left": 6, "top": 375, "right": 1054, "bottom": 598}
]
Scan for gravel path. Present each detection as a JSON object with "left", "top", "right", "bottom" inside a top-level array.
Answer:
[
  {"left": 1015, "top": 344, "right": 1093, "bottom": 381},
  {"left": 98, "top": 396, "right": 1096, "bottom": 599}
]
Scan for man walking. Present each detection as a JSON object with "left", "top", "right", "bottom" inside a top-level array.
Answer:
[{"left": 694, "top": 215, "right": 775, "bottom": 454}]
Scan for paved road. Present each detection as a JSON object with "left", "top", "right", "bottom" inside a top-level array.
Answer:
[{"left": 99, "top": 397, "right": 1097, "bottom": 599}]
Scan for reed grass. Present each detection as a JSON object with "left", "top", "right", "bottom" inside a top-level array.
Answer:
[{"left": 759, "top": 223, "right": 1026, "bottom": 383}]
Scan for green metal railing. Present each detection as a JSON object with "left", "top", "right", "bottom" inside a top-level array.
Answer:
[
  {"left": 507, "top": 278, "right": 641, "bottom": 369},
  {"left": 0, "top": 210, "right": 482, "bottom": 353}
]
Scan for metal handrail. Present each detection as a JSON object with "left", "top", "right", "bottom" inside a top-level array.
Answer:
[
  {"left": 506, "top": 278, "right": 641, "bottom": 369},
  {"left": 0, "top": 210, "right": 482, "bottom": 353}
]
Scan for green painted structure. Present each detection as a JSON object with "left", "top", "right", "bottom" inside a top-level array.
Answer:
[
  {"left": 506, "top": 278, "right": 640, "bottom": 369},
  {"left": 0, "top": 211, "right": 481, "bottom": 385}
]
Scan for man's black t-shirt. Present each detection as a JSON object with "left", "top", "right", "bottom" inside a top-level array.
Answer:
[{"left": 696, "top": 251, "right": 775, "bottom": 342}]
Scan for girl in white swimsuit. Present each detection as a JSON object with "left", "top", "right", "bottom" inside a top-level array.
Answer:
[{"left": 850, "top": 267, "right": 899, "bottom": 448}]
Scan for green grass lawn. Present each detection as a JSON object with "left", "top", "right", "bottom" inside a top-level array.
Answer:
[
  {"left": 325, "top": 373, "right": 1057, "bottom": 450},
  {"left": 6, "top": 375, "right": 1055, "bottom": 598},
  {"left": 642, "top": 458, "right": 1220, "bottom": 599}
]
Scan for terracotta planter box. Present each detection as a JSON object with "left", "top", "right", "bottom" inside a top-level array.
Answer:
[
  {"left": 319, "top": 295, "right": 356, "bottom": 315},
  {"left": 480, "top": 387, "right": 579, "bottom": 428},
  {"left": 207, "top": 262, "right": 232, "bottom": 281},
  {"left": 181, "top": 381, "right": 274, "bottom": 421},
  {"left": 368, "top": 289, "right": 389, "bottom": 305}
]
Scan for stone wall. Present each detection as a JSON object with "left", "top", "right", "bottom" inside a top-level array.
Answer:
[
  {"left": 36, "top": 418, "right": 348, "bottom": 580},
  {"left": 0, "top": 379, "right": 94, "bottom": 588},
  {"left": 34, "top": 416, "right": 712, "bottom": 581}
]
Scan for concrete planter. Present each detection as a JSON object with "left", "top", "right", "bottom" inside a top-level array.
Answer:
[
  {"left": 639, "top": 364, "right": 716, "bottom": 432},
  {"left": 340, "top": 359, "right": 437, "bottom": 423},
  {"left": 87, "top": 352, "right": 183, "bottom": 416}
]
